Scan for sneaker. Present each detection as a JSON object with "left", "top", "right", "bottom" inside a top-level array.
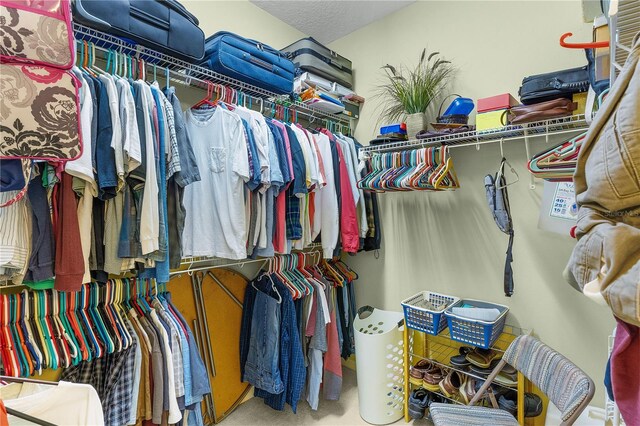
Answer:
[
  {"left": 498, "top": 394, "right": 517, "bottom": 416},
  {"left": 408, "top": 387, "right": 430, "bottom": 419},
  {"left": 466, "top": 348, "right": 502, "bottom": 369}
]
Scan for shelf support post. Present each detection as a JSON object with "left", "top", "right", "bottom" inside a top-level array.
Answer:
[{"left": 524, "top": 126, "right": 536, "bottom": 190}]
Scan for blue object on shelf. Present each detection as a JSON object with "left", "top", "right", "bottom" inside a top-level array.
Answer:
[
  {"left": 442, "top": 97, "right": 475, "bottom": 116},
  {"left": 444, "top": 299, "right": 509, "bottom": 349},
  {"left": 380, "top": 123, "right": 407, "bottom": 135}
]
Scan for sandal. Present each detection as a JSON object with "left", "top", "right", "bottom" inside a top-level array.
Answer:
[{"left": 466, "top": 348, "right": 502, "bottom": 369}]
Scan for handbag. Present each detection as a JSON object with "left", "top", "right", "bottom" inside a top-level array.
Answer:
[
  {"left": 0, "top": 63, "right": 82, "bottom": 161},
  {"left": 508, "top": 98, "right": 577, "bottom": 125},
  {"left": 0, "top": 0, "right": 75, "bottom": 69}
]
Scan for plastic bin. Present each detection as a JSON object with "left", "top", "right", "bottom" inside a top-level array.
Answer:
[
  {"left": 444, "top": 299, "right": 509, "bottom": 349},
  {"left": 401, "top": 291, "right": 460, "bottom": 335},
  {"left": 353, "top": 306, "right": 405, "bottom": 425}
]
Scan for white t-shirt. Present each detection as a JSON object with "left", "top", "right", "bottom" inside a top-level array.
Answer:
[
  {"left": 183, "top": 107, "right": 250, "bottom": 259},
  {"left": 116, "top": 78, "right": 141, "bottom": 174},
  {"left": 66, "top": 68, "right": 95, "bottom": 186},
  {"left": 2, "top": 381, "right": 104, "bottom": 426}
]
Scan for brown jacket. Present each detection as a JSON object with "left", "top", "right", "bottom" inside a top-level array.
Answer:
[{"left": 565, "top": 35, "right": 640, "bottom": 326}]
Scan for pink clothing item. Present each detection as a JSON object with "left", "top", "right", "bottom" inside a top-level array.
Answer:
[
  {"left": 335, "top": 143, "right": 359, "bottom": 253},
  {"left": 323, "top": 310, "right": 342, "bottom": 401},
  {"left": 274, "top": 191, "right": 287, "bottom": 253},
  {"left": 308, "top": 132, "right": 326, "bottom": 188},
  {"left": 271, "top": 120, "right": 294, "bottom": 179},
  {"left": 612, "top": 319, "right": 640, "bottom": 425}
]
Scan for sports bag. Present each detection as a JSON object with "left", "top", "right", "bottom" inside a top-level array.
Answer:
[
  {"left": 0, "top": 63, "right": 82, "bottom": 161},
  {"left": 73, "top": 0, "right": 205, "bottom": 63},
  {"left": 485, "top": 158, "right": 515, "bottom": 297},
  {"left": 518, "top": 66, "right": 590, "bottom": 105},
  {"left": 282, "top": 37, "right": 353, "bottom": 89},
  {"left": 0, "top": 0, "right": 75, "bottom": 69},
  {"left": 201, "top": 32, "right": 295, "bottom": 95}
]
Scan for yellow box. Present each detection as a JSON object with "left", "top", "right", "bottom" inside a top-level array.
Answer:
[
  {"left": 476, "top": 109, "right": 509, "bottom": 132},
  {"left": 573, "top": 92, "right": 588, "bottom": 115}
]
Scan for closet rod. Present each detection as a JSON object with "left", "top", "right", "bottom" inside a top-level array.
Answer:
[
  {"left": 171, "top": 245, "right": 323, "bottom": 276},
  {"left": 73, "top": 23, "right": 352, "bottom": 127}
]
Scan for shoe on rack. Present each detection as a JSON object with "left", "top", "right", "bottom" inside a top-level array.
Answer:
[
  {"left": 466, "top": 348, "right": 502, "bottom": 368},
  {"left": 410, "top": 359, "right": 433, "bottom": 386},
  {"left": 450, "top": 354, "right": 471, "bottom": 369},
  {"left": 439, "top": 370, "right": 465, "bottom": 398},
  {"left": 422, "top": 367, "right": 445, "bottom": 392},
  {"left": 498, "top": 393, "right": 517, "bottom": 417},
  {"left": 459, "top": 376, "right": 476, "bottom": 405},
  {"left": 494, "top": 364, "right": 518, "bottom": 388},
  {"left": 524, "top": 393, "right": 543, "bottom": 417},
  {"left": 408, "top": 387, "right": 431, "bottom": 420}
]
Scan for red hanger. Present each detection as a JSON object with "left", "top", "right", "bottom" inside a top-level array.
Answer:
[
  {"left": 191, "top": 81, "right": 219, "bottom": 110},
  {"left": 560, "top": 32, "right": 609, "bottom": 49}
]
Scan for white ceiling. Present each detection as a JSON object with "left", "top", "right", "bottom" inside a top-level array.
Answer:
[{"left": 251, "top": 0, "right": 415, "bottom": 44}]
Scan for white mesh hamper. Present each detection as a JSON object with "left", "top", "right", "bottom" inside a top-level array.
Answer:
[{"left": 353, "top": 306, "right": 405, "bottom": 425}]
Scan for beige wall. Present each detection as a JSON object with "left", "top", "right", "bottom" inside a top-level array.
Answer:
[
  {"left": 183, "top": 0, "right": 305, "bottom": 48},
  {"left": 329, "top": 1, "right": 614, "bottom": 406}
]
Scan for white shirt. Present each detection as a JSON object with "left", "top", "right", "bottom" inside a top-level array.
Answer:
[
  {"left": 313, "top": 133, "right": 339, "bottom": 258},
  {"left": 183, "top": 107, "right": 250, "bottom": 259},
  {"left": 116, "top": 78, "right": 141, "bottom": 174},
  {"left": 138, "top": 82, "right": 160, "bottom": 255},
  {"left": 99, "top": 75, "right": 124, "bottom": 186},
  {"left": 66, "top": 68, "right": 95, "bottom": 187},
  {"left": 2, "top": 381, "right": 104, "bottom": 426}
]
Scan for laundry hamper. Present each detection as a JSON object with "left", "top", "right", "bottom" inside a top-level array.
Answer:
[{"left": 353, "top": 306, "right": 405, "bottom": 425}]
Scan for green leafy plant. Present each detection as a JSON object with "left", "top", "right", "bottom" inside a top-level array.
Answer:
[{"left": 376, "top": 49, "right": 453, "bottom": 123}]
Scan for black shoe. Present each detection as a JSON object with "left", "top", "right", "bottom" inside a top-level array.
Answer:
[
  {"left": 408, "top": 387, "right": 430, "bottom": 419},
  {"left": 524, "top": 393, "right": 543, "bottom": 417}
]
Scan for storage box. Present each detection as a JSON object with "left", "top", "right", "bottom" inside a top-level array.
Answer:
[
  {"left": 476, "top": 109, "right": 509, "bottom": 132},
  {"left": 573, "top": 92, "right": 588, "bottom": 115},
  {"left": 342, "top": 99, "right": 360, "bottom": 119},
  {"left": 477, "top": 93, "right": 519, "bottom": 113}
]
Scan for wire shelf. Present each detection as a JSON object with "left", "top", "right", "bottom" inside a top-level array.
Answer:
[
  {"left": 361, "top": 114, "right": 589, "bottom": 153},
  {"left": 73, "top": 23, "right": 352, "bottom": 126},
  {"left": 610, "top": 0, "right": 640, "bottom": 83}
]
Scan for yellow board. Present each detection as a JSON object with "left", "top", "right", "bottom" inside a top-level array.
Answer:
[
  {"left": 476, "top": 109, "right": 509, "bottom": 132},
  {"left": 573, "top": 92, "right": 588, "bottom": 116},
  {"left": 167, "top": 269, "right": 251, "bottom": 423}
]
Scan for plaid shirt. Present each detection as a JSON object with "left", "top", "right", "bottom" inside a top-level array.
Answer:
[
  {"left": 162, "top": 95, "right": 181, "bottom": 180},
  {"left": 61, "top": 344, "right": 135, "bottom": 426}
]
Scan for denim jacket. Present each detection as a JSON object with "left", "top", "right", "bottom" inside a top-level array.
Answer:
[{"left": 565, "top": 35, "right": 640, "bottom": 326}]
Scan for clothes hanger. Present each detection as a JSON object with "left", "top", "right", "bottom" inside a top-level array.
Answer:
[
  {"left": 79, "top": 284, "right": 102, "bottom": 359},
  {"left": 252, "top": 273, "right": 282, "bottom": 304},
  {"left": 65, "top": 290, "right": 90, "bottom": 363},
  {"left": 8, "top": 294, "right": 28, "bottom": 377},
  {"left": 46, "top": 290, "right": 70, "bottom": 369},
  {"left": 24, "top": 292, "right": 46, "bottom": 371},
  {"left": 90, "top": 282, "right": 115, "bottom": 355},
  {"left": 1, "top": 294, "right": 17, "bottom": 376},
  {"left": 559, "top": 32, "right": 609, "bottom": 49},
  {"left": 55, "top": 290, "right": 80, "bottom": 366},
  {"left": 19, "top": 291, "right": 42, "bottom": 374},
  {"left": 38, "top": 291, "right": 59, "bottom": 371},
  {"left": 17, "top": 293, "right": 38, "bottom": 375}
]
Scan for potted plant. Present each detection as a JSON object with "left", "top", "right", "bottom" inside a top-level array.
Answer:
[{"left": 376, "top": 49, "right": 453, "bottom": 139}]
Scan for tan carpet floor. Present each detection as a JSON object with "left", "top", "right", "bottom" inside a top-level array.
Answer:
[{"left": 221, "top": 368, "right": 433, "bottom": 426}]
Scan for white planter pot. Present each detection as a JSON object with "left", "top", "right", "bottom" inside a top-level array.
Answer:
[{"left": 405, "top": 113, "right": 427, "bottom": 139}]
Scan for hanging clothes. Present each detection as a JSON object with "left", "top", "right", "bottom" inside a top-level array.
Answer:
[{"left": 240, "top": 255, "right": 359, "bottom": 412}]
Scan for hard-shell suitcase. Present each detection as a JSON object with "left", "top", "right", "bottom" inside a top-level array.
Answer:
[
  {"left": 73, "top": 0, "right": 205, "bottom": 63},
  {"left": 518, "top": 66, "right": 590, "bottom": 105},
  {"left": 282, "top": 37, "right": 353, "bottom": 89},
  {"left": 201, "top": 32, "right": 295, "bottom": 94}
]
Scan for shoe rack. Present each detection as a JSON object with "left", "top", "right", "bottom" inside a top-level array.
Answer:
[{"left": 401, "top": 324, "right": 548, "bottom": 425}]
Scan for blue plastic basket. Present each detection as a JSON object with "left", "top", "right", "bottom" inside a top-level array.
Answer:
[
  {"left": 401, "top": 291, "right": 460, "bottom": 335},
  {"left": 444, "top": 299, "right": 509, "bottom": 349}
]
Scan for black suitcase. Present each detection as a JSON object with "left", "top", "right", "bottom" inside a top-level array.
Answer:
[
  {"left": 281, "top": 37, "right": 353, "bottom": 89},
  {"left": 73, "top": 0, "right": 205, "bottom": 63},
  {"left": 518, "top": 66, "right": 590, "bottom": 105}
]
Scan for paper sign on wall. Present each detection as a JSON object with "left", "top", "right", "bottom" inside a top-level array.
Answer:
[{"left": 549, "top": 182, "right": 578, "bottom": 220}]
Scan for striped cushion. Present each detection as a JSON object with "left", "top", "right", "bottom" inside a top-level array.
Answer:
[
  {"left": 503, "top": 335, "right": 593, "bottom": 422},
  {"left": 430, "top": 403, "right": 519, "bottom": 426}
]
